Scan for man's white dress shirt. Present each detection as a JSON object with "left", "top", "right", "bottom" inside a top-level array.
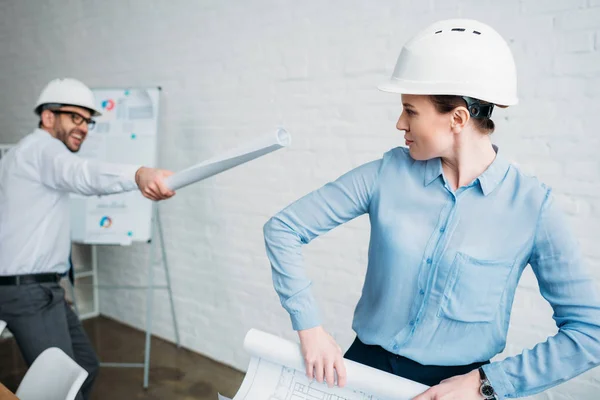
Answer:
[{"left": 0, "top": 129, "right": 139, "bottom": 275}]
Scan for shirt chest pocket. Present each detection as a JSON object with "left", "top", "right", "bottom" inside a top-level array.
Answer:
[{"left": 438, "top": 252, "right": 515, "bottom": 323}]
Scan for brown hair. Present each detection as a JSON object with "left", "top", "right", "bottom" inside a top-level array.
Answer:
[
  {"left": 37, "top": 103, "right": 62, "bottom": 129},
  {"left": 429, "top": 95, "right": 495, "bottom": 134}
]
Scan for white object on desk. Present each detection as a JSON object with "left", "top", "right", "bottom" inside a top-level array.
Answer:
[{"left": 16, "top": 347, "right": 88, "bottom": 400}]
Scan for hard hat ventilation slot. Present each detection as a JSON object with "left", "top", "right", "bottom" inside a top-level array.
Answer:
[
  {"left": 451, "top": 28, "right": 466, "bottom": 32},
  {"left": 473, "top": 30, "right": 481, "bottom": 35},
  {"left": 435, "top": 30, "right": 442, "bottom": 34}
]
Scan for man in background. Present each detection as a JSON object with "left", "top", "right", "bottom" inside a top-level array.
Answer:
[{"left": 0, "top": 78, "right": 175, "bottom": 400}]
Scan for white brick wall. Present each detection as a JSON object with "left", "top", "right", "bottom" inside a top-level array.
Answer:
[{"left": 1, "top": 1, "right": 599, "bottom": 398}]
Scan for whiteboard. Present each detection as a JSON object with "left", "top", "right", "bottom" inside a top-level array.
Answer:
[{"left": 70, "top": 87, "right": 160, "bottom": 244}]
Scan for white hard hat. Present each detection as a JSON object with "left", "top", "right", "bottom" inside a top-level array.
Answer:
[
  {"left": 378, "top": 19, "right": 518, "bottom": 106},
  {"left": 34, "top": 78, "right": 102, "bottom": 116}
]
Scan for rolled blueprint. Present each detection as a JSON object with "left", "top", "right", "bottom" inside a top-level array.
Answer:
[
  {"left": 164, "top": 128, "right": 291, "bottom": 191},
  {"left": 232, "top": 329, "right": 429, "bottom": 400}
]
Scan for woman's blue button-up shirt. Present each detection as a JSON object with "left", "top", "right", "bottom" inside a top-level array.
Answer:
[{"left": 264, "top": 146, "right": 600, "bottom": 399}]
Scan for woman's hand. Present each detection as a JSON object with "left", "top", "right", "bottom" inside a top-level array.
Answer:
[
  {"left": 298, "top": 326, "right": 347, "bottom": 388},
  {"left": 412, "top": 369, "right": 484, "bottom": 400}
]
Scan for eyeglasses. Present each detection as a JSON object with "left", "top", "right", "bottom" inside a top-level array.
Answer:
[{"left": 51, "top": 110, "right": 96, "bottom": 130}]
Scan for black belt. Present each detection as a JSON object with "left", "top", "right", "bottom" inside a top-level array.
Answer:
[{"left": 0, "top": 273, "right": 61, "bottom": 286}]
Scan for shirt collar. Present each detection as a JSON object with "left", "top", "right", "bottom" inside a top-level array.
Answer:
[
  {"left": 424, "top": 156, "right": 443, "bottom": 187},
  {"left": 423, "top": 145, "right": 510, "bottom": 196}
]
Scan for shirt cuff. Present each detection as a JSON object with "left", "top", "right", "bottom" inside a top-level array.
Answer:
[
  {"left": 284, "top": 288, "right": 322, "bottom": 331},
  {"left": 482, "top": 362, "right": 515, "bottom": 399},
  {"left": 121, "top": 165, "right": 141, "bottom": 191}
]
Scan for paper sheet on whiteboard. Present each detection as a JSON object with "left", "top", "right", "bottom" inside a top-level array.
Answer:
[
  {"left": 70, "top": 87, "right": 160, "bottom": 243},
  {"left": 223, "top": 330, "right": 428, "bottom": 400}
]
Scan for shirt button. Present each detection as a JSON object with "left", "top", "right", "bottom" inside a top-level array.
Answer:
[
  {"left": 440, "top": 227, "right": 445, "bottom": 232},
  {"left": 409, "top": 320, "right": 415, "bottom": 326},
  {"left": 393, "top": 344, "right": 399, "bottom": 351},
  {"left": 420, "top": 289, "right": 425, "bottom": 295},
  {"left": 426, "top": 258, "right": 432, "bottom": 264}
]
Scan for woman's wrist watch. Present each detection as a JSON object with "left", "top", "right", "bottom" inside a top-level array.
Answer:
[{"left": 478, "top": 367, "right": 498, "bottom": 399}]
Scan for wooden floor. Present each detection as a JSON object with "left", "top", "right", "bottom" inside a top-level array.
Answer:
[{"left": 0, "top": 316, "right": 245, "bottom": 400}]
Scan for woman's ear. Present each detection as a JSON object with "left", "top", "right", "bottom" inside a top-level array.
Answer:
[{"left": 451, "top": 107, "right": 470, "bottom": 133}]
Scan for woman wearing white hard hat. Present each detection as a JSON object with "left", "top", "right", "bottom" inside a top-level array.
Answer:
[
  {"left": 0, "top": 78, "right": 176, "bottom": 400},
  {"left": 264, "top": 19, "right": 600, "bottom": 399}
]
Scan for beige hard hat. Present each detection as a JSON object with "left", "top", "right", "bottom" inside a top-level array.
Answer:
[{"left": 34, "top": 78, "right": 102, "bottom": 116}]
